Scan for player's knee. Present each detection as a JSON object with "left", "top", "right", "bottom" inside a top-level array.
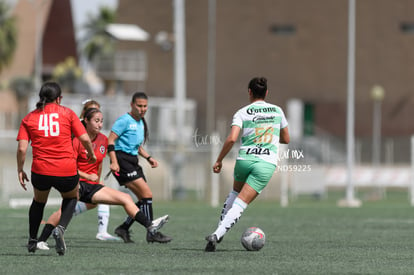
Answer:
[{"left": 120, "top": 192, "right": 133, "bottom": 204}]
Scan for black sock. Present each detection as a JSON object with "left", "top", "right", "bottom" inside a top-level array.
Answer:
[
  {"left": 120, "top": 199, "right": 154, "bottom": 229},
  {"left": 140, "top": 198, "right": 153, "bottom": 221},
  {"left": 29, "top": 199, "right": 46, "bottom": 239},
  {"left": 120, "top": 201, "right": 141, "bottom": 230},
  {"left": 59, "top": 197, "right": 77, "bottom": 229},
  {"left": 38, "top": 223, "right": 55, "bottom": 242},
  {"left": 134, "top": 211, "right": 151, "bottom": 228}
]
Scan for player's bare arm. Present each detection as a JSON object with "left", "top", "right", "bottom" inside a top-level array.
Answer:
[
  {"left": 107, "top": 131, "right": 120, "bottom": 172},
  {"left": 279, "top": 126, "right": 290, "bottom": 144},
  {"left": 16, "top": 139, "right": 29, "bottom": 190},
  {"left": 139, "top": 146, "right": 158, "bottom": 168},
  {"left": 79, "top": 133, "right": 97, "bottom": 164},
  {"left": 213, "top": 126, "right": 241, "bottom": 173}
]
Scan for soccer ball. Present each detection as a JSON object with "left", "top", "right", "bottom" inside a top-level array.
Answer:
[{"left": 241, "top": 227, "right": 265, "bottom": 251}]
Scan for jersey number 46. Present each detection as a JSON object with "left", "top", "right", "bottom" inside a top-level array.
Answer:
[{"left": 38, "top": 113, "right": 60, "bottom": 136}]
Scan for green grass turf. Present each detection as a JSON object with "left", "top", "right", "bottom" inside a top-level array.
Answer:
[{"left": 2, "top": 191, "right": 414, "bottom": 274}]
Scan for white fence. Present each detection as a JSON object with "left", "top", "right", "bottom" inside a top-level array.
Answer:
[
  {"left": 2, "top": 120, "right": 414, "bottom": 207},
  {"left": 286, "top": 165, "right": 412, "bottom": 206}
]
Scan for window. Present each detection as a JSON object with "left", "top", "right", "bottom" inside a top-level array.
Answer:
[{"left": 269, "top": 24, "right": 296, "bottom": 35}]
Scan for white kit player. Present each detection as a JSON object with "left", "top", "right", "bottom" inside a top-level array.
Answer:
[{"left": 205, "top": 77, "right": 290, "bottom": 252}]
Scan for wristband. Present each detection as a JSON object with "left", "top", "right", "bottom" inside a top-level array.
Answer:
[
  {"left": 107, "top": 144, "right": 115, "bottom": 152},
  {"left": 146, "top": 155, "right": 152, "bottom": 161}
]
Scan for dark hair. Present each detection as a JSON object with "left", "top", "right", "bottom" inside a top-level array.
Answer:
[
  {"left": 131, "top": 92, "right": 149, "bottom": 143},
  {"left": 36, "top": 82, "right": 62, "bottom": 109},
  {"left": 82, "top": 107, "right": 102, "bottom": 128},
  {"left": 248, "top": 77, "right": 268, "bottom": 99},
  {"left": 80, "top": 99, "right": 100, "bottom": 119},
  {"left": 132, "top": 92, "right": 148, "bottom": 102}
]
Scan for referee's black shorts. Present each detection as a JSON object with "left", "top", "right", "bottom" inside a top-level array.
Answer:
[{"left": 113, "top": 150, "right": 146, "bottom": 185}]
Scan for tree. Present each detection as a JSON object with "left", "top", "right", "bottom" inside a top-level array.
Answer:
[
  {"left": 0, "top": 1, "right": 17, "bottom": 73},
  {"left": 9, "top": 76, "right": 34, "bottom": 122},
  {"left": 82, "top": 6, "right": 116, "bottom": 62},
  {"left": 52, "top": 57, "right": 82, "bottom": 93},
  {"left": 9, "top": 76, "right": 34, "bottom": 99}
]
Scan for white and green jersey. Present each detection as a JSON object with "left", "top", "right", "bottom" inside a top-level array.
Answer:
[{"left": 232, "top": 100, "right": 288, "bottom": 165}]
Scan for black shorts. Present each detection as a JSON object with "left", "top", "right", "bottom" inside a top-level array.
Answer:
[
  {"left": 31, "top": 172, "right": 79, "bottom": 193},
  {"left": 113, "top": 151, "right": 146, "bottom": 185},
  {"left": 79, "top": 181, "right": 104, "bottom": 203}
]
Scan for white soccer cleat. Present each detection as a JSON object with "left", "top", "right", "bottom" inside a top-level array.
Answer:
[
  {"left": 96, "top": 232, "right": 122, "bottom": 241},
  {"left": 147, "top": 215, "right": 169, "bottom": 234},
  {"left": 36, "top": 241, "right": 50, "bottom": 250}
]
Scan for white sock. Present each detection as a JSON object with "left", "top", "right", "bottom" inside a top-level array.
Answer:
[
  {"left": 73, "top": 201, "right": 88, "bottom": 216},
  {"left": 213, "top": 197, "right": 247, "bottom": 239},
  {"left": 97, "top": 204, "right": 110, "bottom": 234},
  {"left": 218, "top": 190, "right": 239, "bottom": 226}
]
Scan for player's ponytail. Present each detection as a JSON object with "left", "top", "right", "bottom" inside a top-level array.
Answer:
[
  {"left": 142, "top": 117, "right": 149, "bottom": 144},
  {"left": 36, "top": 82, "right": 62, "bottom": 110}
]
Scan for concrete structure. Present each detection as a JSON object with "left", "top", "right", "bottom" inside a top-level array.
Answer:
[
  {"left": 0, "top": 0, "right": 77, "bottom": 129},
  {"left": 114, "top": 0, "right": 414, "bottom": 138},
  {"left": 2, "top": 0, "right": 414, "bottom": 156}
]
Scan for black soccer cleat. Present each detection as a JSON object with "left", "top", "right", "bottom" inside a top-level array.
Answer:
[
  {"left": 146, "top": 231, "right": 172, "bottom": 243},
  {"left": 115, "top": 226, "right": 134, "bottom": 243},
  {"left": 205, "top": 234, "right": 218, "bottom": 252},
  {"left": 27, "top": 238, "right": 37, "bottom": 253}
]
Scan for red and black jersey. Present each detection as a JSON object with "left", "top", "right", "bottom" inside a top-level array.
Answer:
[{"left": 73, "top": 132, "right": 107, "bottom": 184}]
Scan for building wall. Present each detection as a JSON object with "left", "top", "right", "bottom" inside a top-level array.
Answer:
[
  {"left": 0, "top": 0, "right": 78, "bottom": 129},
  {"left": 116, "top": 0, "right": 414, "bottom": 137},
  {"left": 42, "top": 0, "right": 78, "bottom": 75},
  {"left": 0, "top": 0, "right": 52, "bottom": 83}
]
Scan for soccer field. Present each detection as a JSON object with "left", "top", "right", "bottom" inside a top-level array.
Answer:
[{"left": 2, "top": 192, "right": 414, "bottom": 274}]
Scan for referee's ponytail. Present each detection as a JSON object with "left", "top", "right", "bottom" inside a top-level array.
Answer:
[{"left": 131, "top": 92, "right": 149, "bottom": 143}]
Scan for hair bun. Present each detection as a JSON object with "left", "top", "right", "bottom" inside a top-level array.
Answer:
[
  {"left": 256, "top": 78, "right": 267, "bottom": 89},
  {"left": 258, "top": 77, "right": 267, "bottom": 86}
]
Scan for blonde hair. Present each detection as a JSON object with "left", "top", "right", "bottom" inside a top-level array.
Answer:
[{"left": 80, "top": 99, "right": 101, "bottom": 119}]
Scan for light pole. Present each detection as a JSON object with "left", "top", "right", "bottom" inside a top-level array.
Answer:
[
  {"left": 370, "top": 85, "right": 385, "bottom": 166},
  {"left": 206, "top": 0, "right": 216, "bottom": 134},
  {"left": 34, "top": 6, "right": 42, "bottom": 92},
  {"left": 173, "top": 0, "right": 186, "bottom": 199},
  {"left": 337, "top": 0, "right": 361, "bottom": 207},
  {"left": 29, "top": 0, "right": 49, "bottom": 91}
]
